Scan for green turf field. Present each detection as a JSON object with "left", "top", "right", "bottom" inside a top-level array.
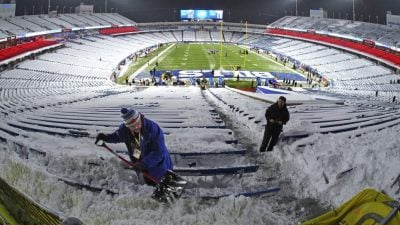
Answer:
[{"left": 149, "top": 43, "right": 293, "bottom": 72}]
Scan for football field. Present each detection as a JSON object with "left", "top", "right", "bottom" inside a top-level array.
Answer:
[{"left": 152, "top": 43, "right": 293, "bottom": 72}]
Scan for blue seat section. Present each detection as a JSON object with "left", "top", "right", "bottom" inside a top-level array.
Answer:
[
  {"left": 174, "top": 165, "right": 259, "bottom": 176},
  {"left": 270, "top": 72, "right": 307, "bottom": 81},
  {"left": 118, "top": 149, "right": 246, "bottom": 157},
  {"left": 170, "top": 150, "right": 246, "bottom": 156},
  {"left": 208, "top": 187, "right": 281, "bottom": 198}
]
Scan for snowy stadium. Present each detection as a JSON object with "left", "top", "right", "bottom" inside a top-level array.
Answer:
[{"left": 0, "top": 0, "right": 399, "bottom": 224}]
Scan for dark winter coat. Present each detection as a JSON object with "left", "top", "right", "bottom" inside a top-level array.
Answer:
[
  {"left": 104, "top": 117, "right": 173, "bottom": 182},
  {"left": 265, "top": 103, "right": 290, "bottom": 131}
]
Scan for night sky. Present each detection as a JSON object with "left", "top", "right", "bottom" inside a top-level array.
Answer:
[{"left": 11, "top": 0, "right": 400, "bottom": 24}]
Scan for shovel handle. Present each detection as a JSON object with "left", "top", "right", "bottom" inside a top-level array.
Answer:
[{"left": 96, "top": 140, "right": 160, "bottom": 184}]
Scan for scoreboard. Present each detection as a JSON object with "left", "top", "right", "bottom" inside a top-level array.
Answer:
[{"left": 180, "top": 9, "right": 223, "bottom": 21}]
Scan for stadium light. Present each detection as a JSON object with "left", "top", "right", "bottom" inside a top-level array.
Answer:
[
  {"left": 105, "top": 0, "right": 107, "bottom": 13},
  {"left": 294, "top": 0, "right": 302, "bottom": 17}
]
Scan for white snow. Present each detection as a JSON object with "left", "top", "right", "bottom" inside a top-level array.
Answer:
[{"left": 0, "top": 85, "right": 399, "bottom": 225}]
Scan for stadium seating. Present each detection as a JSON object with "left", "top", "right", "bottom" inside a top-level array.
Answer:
[
  {"left": 150, "top": 31, "right": 178, "bottom": 43},
  {"left": 223, "top": 31, "right": 233, "bottom": 42},
  {"left": 99, "top": 26, "right": 138, "bottom": 35},
  {"left": 196, "top": 30, "right": 212, "bottom": 42},
  {"left": 210, "top": 31, "right": 223, "bottom": 42},
  {"left": 269, "top": 16, "right": 400, "bottom": 47},
  {"left": 8, "top": 16, "right": 46, "bottom": 32},
  {"left": 245, "top": 33, "right": 400, "bottom": 101},
  {"left": 0, "top": 13, "right": 137, "bottom": 40},
  {"left": 0, "top": 39, "right": 58, "bottom": 61},
  {"left": 172, "top": 31, "right": 183, "bottom": 42},
  {"left": 23, "top": 15, "right": 61, "bottom": 30},
  {"left": 183, "top": 31, "right": 196, "bottom": 42},
  {"left": 230, "top": 32, "right": 245, "bottom": 42},
  {"left": 41, "top": 15, "right": 75, "bottom": 28},
  {"left": 266, "top": 28, "right": 400, "bottom": 65},
  {"left": 0, "top": 19, "right": 27, "bottom": 37}
]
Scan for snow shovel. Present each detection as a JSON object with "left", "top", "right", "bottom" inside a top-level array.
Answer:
[{"left": 95, "top": 140, "right": 187, "bottom": 203}]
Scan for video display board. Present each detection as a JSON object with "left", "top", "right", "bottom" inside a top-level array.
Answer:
[
  {"left": 180, "top": 9, "right": 223, "bottom": 21},
  {"left": 0, "top": 4, "right": 16, "bottom": 18}
]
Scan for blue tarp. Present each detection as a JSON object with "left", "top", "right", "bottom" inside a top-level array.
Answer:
[
  {"left": 256, "top": 87, "right": 288, "bottom": 95},
  {"left": 270, "top": 72, "right": 307, "bottom": 81}
]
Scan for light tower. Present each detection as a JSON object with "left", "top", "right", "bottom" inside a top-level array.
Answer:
[{"left": 105, "top": 0, "right": 108, "bottom": 13}]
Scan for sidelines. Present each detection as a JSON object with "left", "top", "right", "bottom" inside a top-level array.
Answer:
[
  {"left": 254, "top": 48, "right": 310, "bottom": 81},
  {"left": 130, "top": 43, "right": 176, "bottom": 80}
]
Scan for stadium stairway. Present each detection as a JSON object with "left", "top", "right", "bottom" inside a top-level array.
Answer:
[{"left": 206, "top": 88, "right": 268, "bottom": 124}]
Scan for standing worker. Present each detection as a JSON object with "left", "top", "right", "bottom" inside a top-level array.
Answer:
[
  {"left": 259, "top": 96, "right": 290, "bottom": 152},
  {"left": 95, "top": 108, "right": 173, "bottom": 185}
]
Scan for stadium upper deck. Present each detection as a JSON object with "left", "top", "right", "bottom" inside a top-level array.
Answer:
[
  {"left": 0, "top": 13, "right": 135, "bottom": 40},
  {"left": 269, "top": 16, "right": 400, "bottom": 50}
]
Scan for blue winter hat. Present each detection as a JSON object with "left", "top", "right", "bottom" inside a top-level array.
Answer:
[{"left": 121, "top": 108, "right": 140, "bottom": 124}]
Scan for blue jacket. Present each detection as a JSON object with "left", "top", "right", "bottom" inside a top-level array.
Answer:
[{"left": 104, "top": 117, "right": 173, "bottom": 182}]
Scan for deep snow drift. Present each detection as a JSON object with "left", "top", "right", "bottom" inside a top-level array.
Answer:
[{"left": 0, "top": 86, "right": 399, "bottom": 225}]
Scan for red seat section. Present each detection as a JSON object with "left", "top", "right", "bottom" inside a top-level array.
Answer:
[
  {"left": 99, "top": 26, "right": 138, "bottom": 35},
  {"left": 266, "top": 28, "right": 400, "bottom": 66},
  {"left": 0, "top": 39, "right": 58, "bottom": 61}
]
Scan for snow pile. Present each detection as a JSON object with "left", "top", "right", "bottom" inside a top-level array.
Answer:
[{"left": 0, "top": 86, "right": 399, "bottom": 225}]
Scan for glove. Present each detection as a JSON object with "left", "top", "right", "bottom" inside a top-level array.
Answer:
[
  {"left": 95, "top": 133, "right": 107, "bottom": 144},
  {"left": 131, "top": 162, "right": 144, "bottom": 171}
]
